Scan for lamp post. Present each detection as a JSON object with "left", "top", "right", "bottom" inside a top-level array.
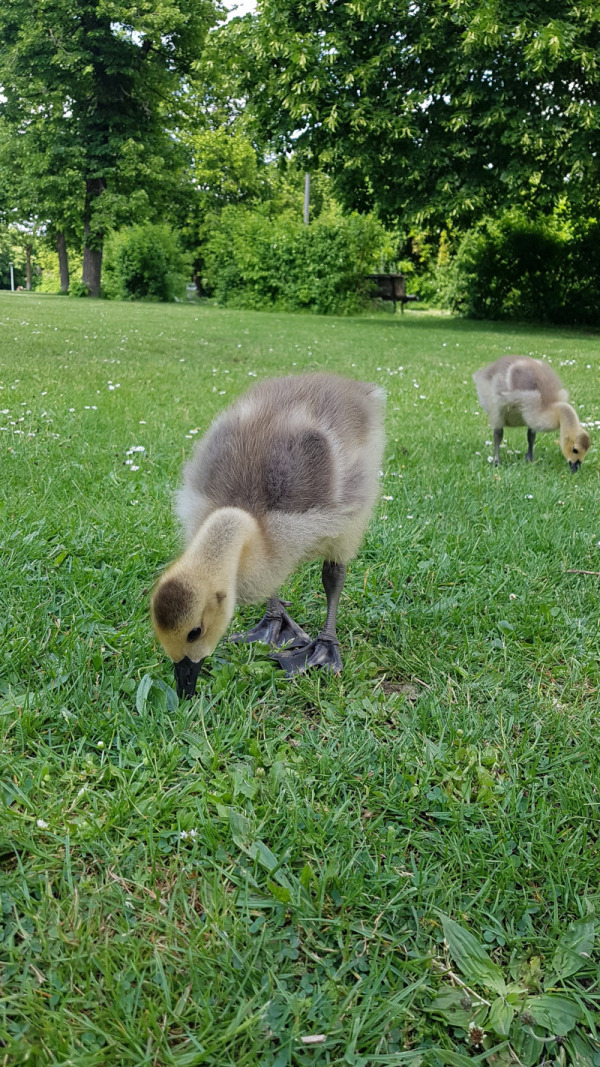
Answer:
[
  {"left": 303, "top": 173, "right": 310, "bottom": 226},
  {"left": 9, "top": 262, "right": 14, "bottom": 291}
]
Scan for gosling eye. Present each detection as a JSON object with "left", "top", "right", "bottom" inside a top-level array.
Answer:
[
  {"left": 573, "top": 447, "right": 579, "bottom": 454},
  {"left": 187, "top": 626, "right": 202, "bottom": 642}
]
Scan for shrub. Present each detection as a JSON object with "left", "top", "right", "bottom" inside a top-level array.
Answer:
[
  {"left": 103, "top": 223, "right": 191, "bottom": 302},
  {"left": 445, "top": 213, "right": 567, "bottom": 321},
  {"left": 561, "top": 220, "right": 600, "bottom": 326},
  {"left": 444, "top": 211, "right": 600, "bottom": 325},
  {"left": 202, "top": 207, "right": 387, "bottom": 314},
  {"left": 68, "top": 280, "right": 90, "bottom": 298}
]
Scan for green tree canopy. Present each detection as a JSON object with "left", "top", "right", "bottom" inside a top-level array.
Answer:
[
  {"left": 227, "top": 0, "right": 600, "bottom": 227},
  {"left": 0, "top": 0, "right": 221, "bottom": 294},
  {"left": 0, "top": 110, "right": 83, "bottom": 291}
]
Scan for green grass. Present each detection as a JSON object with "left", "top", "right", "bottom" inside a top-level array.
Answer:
[{"left": 1, "top": 292, "right": 600, "bottom": 1066}]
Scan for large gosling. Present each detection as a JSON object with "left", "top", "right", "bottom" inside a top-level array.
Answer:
[
  {"left": 473, "top": 355, "right": 590, "bottom": 470},
  {"left": 150, "top": 373, "right": 386, "bottom": 697}
]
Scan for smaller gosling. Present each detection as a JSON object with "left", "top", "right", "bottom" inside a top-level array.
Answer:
[{"left": 473, "top": 356, "right": 590, "bottom": 470}]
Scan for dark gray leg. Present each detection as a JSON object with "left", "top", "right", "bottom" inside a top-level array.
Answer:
[
  {"left": 320, "top": 560, "right": 346, "bottom": 643},
  {"left": 230, "top": 596, "right": 311, "bottom": 648},
  {"left": 272, "top": 561, "right": 346, "bottom": 676},
  {"left": 493, "top": 428, "right": 503, "bottom": 466},
  {"left": 526, "top": 428, "right": 536, "bottom": 462}
]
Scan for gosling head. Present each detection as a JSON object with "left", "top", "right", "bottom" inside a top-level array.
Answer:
[
  {"left": 561, "top": 428, "right": 591, "bottom": 473},
  {"left": 150, "top": 570, "right": 233, "bottom": 698}
]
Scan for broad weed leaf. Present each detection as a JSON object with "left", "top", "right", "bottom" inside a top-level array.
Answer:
[
  {"left": 426, "top": 1051, "right": 476, "bottom": 1067},
  {"left": 136, "top": 676, "right": 178, "bottom": 715},
  {"left": 526, "top": 993, "right": 583, "bottom": 1034},
  {"left": 427, "top": 985, "right": 486, "bottom": 1029},
  {"left": 547, "top": 918, "right": 595, "bottom": 985},
  {"left": 565, "top": 1031, "right": 600, "bottom": 1067},
  {"left": 440, "top": 913, "right": 507, "bottom": 995},
  {"left": 487, "top": 996, "right": 515, "bottom": 1036},
  {"left": 511, "top": 1026, "right": 545, "bottom": 1067},
  {"left": 228, "top": 808, "right": 252, "bottom": 850},
  {"left": 266, "top": 880, "right": 291, "bottom": 903},
  {"left": 135, "top": 674, "right": 153, "bottom": 713}
]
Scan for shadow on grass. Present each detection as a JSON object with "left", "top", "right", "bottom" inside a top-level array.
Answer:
[{"left": 349, "top": 309, "right": 600, "bottom": 341}]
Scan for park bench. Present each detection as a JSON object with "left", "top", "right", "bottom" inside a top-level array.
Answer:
[{"left": 366, "top": 272, "right": 419, "bottom": 313}]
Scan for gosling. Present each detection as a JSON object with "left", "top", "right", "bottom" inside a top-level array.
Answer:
[
  {"left": 473, "top": 356, "right": 590, "bottom": 470},
  {"left": 150, "top": 373, "right": 386, "bottom": 697}
]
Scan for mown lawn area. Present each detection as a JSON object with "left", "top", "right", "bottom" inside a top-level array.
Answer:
[{"left": 1, "top": 292, "right": 600, "bottom": 1066}]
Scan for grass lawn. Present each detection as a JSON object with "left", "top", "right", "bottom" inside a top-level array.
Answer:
[{"left": 1, "top": 292, "right": 600, "bottom": 1066}]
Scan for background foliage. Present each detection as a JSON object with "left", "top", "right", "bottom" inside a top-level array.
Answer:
[
  {"left": 103, "top": 223, "right": 191, "bottom": 303},
  {"left": 0, "top": 228, "right": 29, "bottom": 290},
  {"left": 225, "top": 0, "right": 600, "bottom": 226},
  {"left": 203, "top": 206, "right": 388, "bottom": 313},
  {"left": 2, "top": 0, "right": 600, "bottom": 318},
  {"left": 444, "top": 211, "right": 600, "bottom": 326},
  {"left": 0, "top": 0, "right": 221, "bottom": 294}
]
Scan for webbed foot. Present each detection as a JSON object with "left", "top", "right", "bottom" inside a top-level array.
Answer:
[
  {"left": 230, "top": 598, "right": 311, "bottom": 649},
  {"left": 272, "top": 635, "right": 343, "bottom": 677}
]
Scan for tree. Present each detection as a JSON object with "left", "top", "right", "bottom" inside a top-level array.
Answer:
[
  {"left": 179, "top": 28, "right": 351, "bottom": 283},
  {"left": 0, "top": 0, "right": 221, "bottom": 295},
  {"left": 227, "top": 0, "right": 600, "bottom": 228},
  {"left": 176, "top": 124, "right": 265, "bottom": 286},
  {"left": 0, "top": 113, "right": 82, "bottom": 291}
]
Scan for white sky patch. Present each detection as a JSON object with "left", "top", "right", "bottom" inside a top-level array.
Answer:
[{"left": 224, "top": 0, "right": 256, "bottom": 19}]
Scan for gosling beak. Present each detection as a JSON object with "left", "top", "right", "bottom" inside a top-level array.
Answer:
[
  {"left": 569, "top": 460, "right": 581, "bottom": 473},
  {"left": 173, "top": 655, "right": 204, "bottom": 699}
]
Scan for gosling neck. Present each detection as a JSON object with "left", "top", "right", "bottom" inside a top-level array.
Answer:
[
  {"left": 554, "top": 401, "right": 581, "bottom": 441},
  {"left": 185, "top": 507, "right": 264, "bottom": 600}
]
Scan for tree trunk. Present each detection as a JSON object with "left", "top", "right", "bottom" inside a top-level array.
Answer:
[
  {"left": 56, "top": 231, "right": 70, "bottom": 292},
  {"left": 26, "top": 244, "right": 32, "bottom": 290},
  {"left": 82, "top": 244, "right": 103, "bottom": 298},
  {"left": 82, "top": 178, "right": 105, "bottom": 297}
]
